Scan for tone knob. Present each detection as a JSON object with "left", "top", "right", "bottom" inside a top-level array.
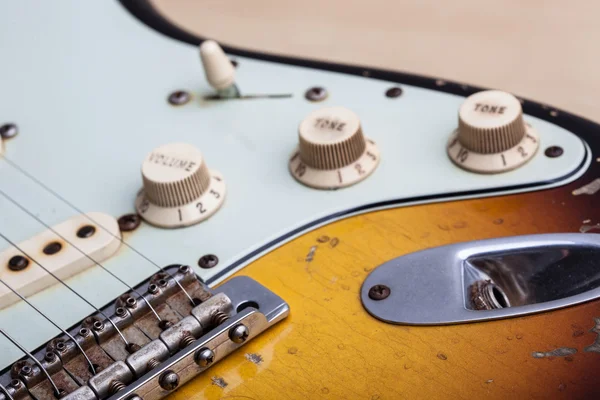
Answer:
[
  {"left": 447, "top": 90, "right": 540, "bottom": 173},
  {"left": 289, "top": 106, "right": 380, "bottom": 189},
  {"left": 135, "top": 143, "right": 226, "bottom": 228}
]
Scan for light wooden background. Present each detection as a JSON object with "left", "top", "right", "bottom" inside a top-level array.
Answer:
[{"left": 152, "top": 0, "right": 599, "bottom": 122}]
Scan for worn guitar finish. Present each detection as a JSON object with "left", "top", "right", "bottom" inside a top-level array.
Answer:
[{"left": 173, "top": 175, "right": 600, "bottom": 399}]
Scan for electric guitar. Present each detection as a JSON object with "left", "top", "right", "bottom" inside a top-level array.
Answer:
[{"left": 0, "top": 1, "right": 599, "bottom": 399}]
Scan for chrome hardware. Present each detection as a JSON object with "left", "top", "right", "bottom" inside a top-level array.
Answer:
[
  {"left": 362, "top": 233, "right": 600, "bottom": 325},
  {"left": 0, "top": 266, "right": 289, "bottom": 399}
]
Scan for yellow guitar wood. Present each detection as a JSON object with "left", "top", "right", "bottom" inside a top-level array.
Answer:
[{"left": 170, "top": 194, "right": 600, "bottom": 399}]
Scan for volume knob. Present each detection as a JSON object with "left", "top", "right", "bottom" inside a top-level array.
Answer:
[
  {"left": 135, "top": 143, "right": 226, "bottom": 228},
  {"left": 447, "top": 90, "right": 540, "bottom": 173},
  {"left": 289, "top": 106, "right": 380, "bottom": 189}
]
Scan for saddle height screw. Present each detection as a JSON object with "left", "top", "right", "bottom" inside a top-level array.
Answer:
[
  {"left": 195, "top": 348, "right": 215, "bottom": 367},
  {"left": 229, "top": 324, "right": 249, "bottom": 343},
  {"left": 368, "top": 284, "right": 391, "bottom": 301},
  {"left": 198, "top": 254, "right": 219, "bottom": 269},
  {"left": 159, "top": 370, "right": 180, "bottom": 391}
]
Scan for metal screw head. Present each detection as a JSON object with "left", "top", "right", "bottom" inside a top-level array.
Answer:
[
  {"left": 79, "top": 328, "right": 90, "bottom": 337},
  {"left": 159, "top": 370, "right": 180, "bottom": 391},
  {"left": 385, "top": 87, "right": 403, "bottom": 98},
  {"left": 8, "top": 255, "right": 29, "bottom": 271},
  {"left": 45, "top": 352, "right": 56, "bottom": 362},
  {"left": 368, "top": 284, "right": 391, "bottom": 300},
  {"left": 168, "top": 90, "right": 191, "bottom": 106},
  {"left": 305, "top": 87, "right": 328, "bottom": 102},
  {"left": 10, "top": 379, "right": 21, "bottom": 388},
  {"left": 194, "top": 348, "right": 215, "bottom": 367},
  {"left": 92, "top": 320, "right": 104, "bottom": 331},
  {"left": 148, "top": 283, "right": 159, "bottom": 294},
  {"left": 43, "top": 241, "right": 62, "bottom": 255},
  {"left": 77, "top": 225, "right": 96, "bottom": 238},
  {"left": 198, "top": 254, "right": 219, "bottom": 269},
  {"left": 115, "top": 307, "right": 127, "bottom": 317},
  {"left": 125, "top": 296, "right": 137, "bottom": 308},
  {"left": 0, "top": 123, "right": 18, "bottom": 139},
  {"left": 229, "top": 324, "right": 249, "bottom": 343},
  {"left": 179, "top": 265, "right": 190, "bottom": 274},
  {"left": 545, "top": 146, "right": 564, "bottom": 158},
  {"left": 20, "top": 365, "right": 32, "bottom": 376},
  {"left": 55, "top": 341, "right": 67, "bottom": 352},
  {"left": 118, "top": 214, "right": 141, "bottom": 232}
]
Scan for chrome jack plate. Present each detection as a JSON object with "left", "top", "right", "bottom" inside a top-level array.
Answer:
[{"left": 361, "top": 233, "right": 600, "bottom": 325}]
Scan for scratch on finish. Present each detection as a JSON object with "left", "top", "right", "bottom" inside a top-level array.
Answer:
[
  {"left": 580, "top": 224, "right": 600, "bottom": 233},
  {"left": 584, "top": 317, "right": 600, "bottom": 354},
  {"left": 532, "top": 347, "right": 577, "bottom": 358},
  {"left": 572, "top": 178, "right": 600, "bottom": 195},
  {"left": 211, "top": 376, "right": 228, "bottom": 388},
  {"left": 245, "top": 353, "right": 263, "bottom": 365},
  {"left": 305, "top": 246, "right": 317, "bottom": 262}
]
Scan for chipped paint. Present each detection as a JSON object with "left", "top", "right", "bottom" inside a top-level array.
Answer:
[
  {"left": 316, "top": 235, "right": 330, "bottom": 243},
  {"left": 211, "top": 376, "right": 228, "bottom": 388},
  {"left": 584, "top": 317, "right": 600, "bottom": 354},
  {"left": 572, "top": 178, "right": 600, "bottom": 195},
  {"left": 580, "top": 224, "right": 600, "bottom": 233},
  {"left": 245, "top": 353, "right": 263, "bottom": 365},
  {"left": 330, "top": 237, "right": 340, "bottom": 248},
  {"left": 305, "top": 246, "right": 317, "bottom": 262},
  {"left": 532, "top": 347, "right": 577, "bottom": 358}
]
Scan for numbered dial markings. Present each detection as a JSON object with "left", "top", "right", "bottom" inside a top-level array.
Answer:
[
  {"left": 135, "top": 172, "right": 226, "bottom": 228},
  {"left": 289, "top": 140, "right": 380, "bottom": 189},
  {"left": 447, "top": 126, "right": 540, "bottom": 174}
]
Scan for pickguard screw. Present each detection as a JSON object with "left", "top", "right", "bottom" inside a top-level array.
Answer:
[
  {"left": 118, "top": 214, "right": 141, "bottom": 232},
  {"left": 8, "top": 255, "right": 29, "bottom": 271},
  {"left": 77, "top": 225, "right": 96, "bottom": 238},
  {"left": 305, "top": 87, "right": 328, "bottom": 102},
  {"left": 229, "top": 324, "right": 249, "bottom": 343},
  {"left": 368, "top": 284, "right": 391, "bottom": 300},
  {"left": 230, "top": 59, "right": 238, "bottom": 68},
  {"left": 544, "top": 146, "right": 564, "bottom": 158},
  {"left": 198, "top": 254, "right": 219, "bottom": 269},
  {"left": 168, "top": 90, "right": 191, "bottom": 106},
  {"left": 195, "top": 348, "right": 215, "bottom": 367},
  {"left": 385, "top": 87, "right": 403, "bottom": 98},
  {"left": 0, "top": 123, "right": 18, "bottom": 139},
  {"left": 159, "top": 370, "right": 180, "bottom": 391}
]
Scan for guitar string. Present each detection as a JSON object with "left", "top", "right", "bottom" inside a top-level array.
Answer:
[
  {"left": 0, "top": 189, "right": 162, "bottom": 323},
  {"left": 2, "top": 156, "right": 197, "bottom": 306},
  {"left": 0, "top": 383, "right": 14, "bottom": 400},
  {"left": 0, "top": 232, "right": 130, "bottom": 347},
  {"left": 0, "top": 328, "right": 61, "bottom": 397},
  {"left": 0, "top": 279, "right": 97, "bottom": 375}
]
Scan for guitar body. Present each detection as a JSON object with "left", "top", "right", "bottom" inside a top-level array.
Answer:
[
  {"left": 0, "top": 1, "right": 599, "bottom": 399},
  {"left": 180, "top": 191, "right": 600, "bottom": 399}
]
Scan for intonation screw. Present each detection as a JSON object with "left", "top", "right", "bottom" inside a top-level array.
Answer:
[
  {"left": 368, "top": 284, "right": 391, "bottom": 300},
  {"left": 194, "top": 348, "right": 215, "bottom": 367},
  {"left": 159, "top": 370, "right": 180, "bottom": 391},
  {"left": 229, "top": 324, "right": 249, "bottom": 343}
]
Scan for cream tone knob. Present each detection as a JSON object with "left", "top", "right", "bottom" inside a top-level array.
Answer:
[
  {"left": 447, "top": 90, "right": 540, "bottom": 173},
  {"left": 199, "top": 40, "right": 236, "bottom": 91},
  {"left": 135, "top": 143, "right": 226, "bottom": 228},
  {"left": 289, "top": 106, "right": 380, "bottom": 189}
]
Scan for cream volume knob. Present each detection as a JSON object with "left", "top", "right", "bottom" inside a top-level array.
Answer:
[
  {"left": 135, "top": 143, "right": 226, "bottom": 228},
  {"left": 447, "top": 90, "right": 539, "bottom": 173},
  {"left": 289, "top": 106, "right": 380, "bottom": 189}
]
